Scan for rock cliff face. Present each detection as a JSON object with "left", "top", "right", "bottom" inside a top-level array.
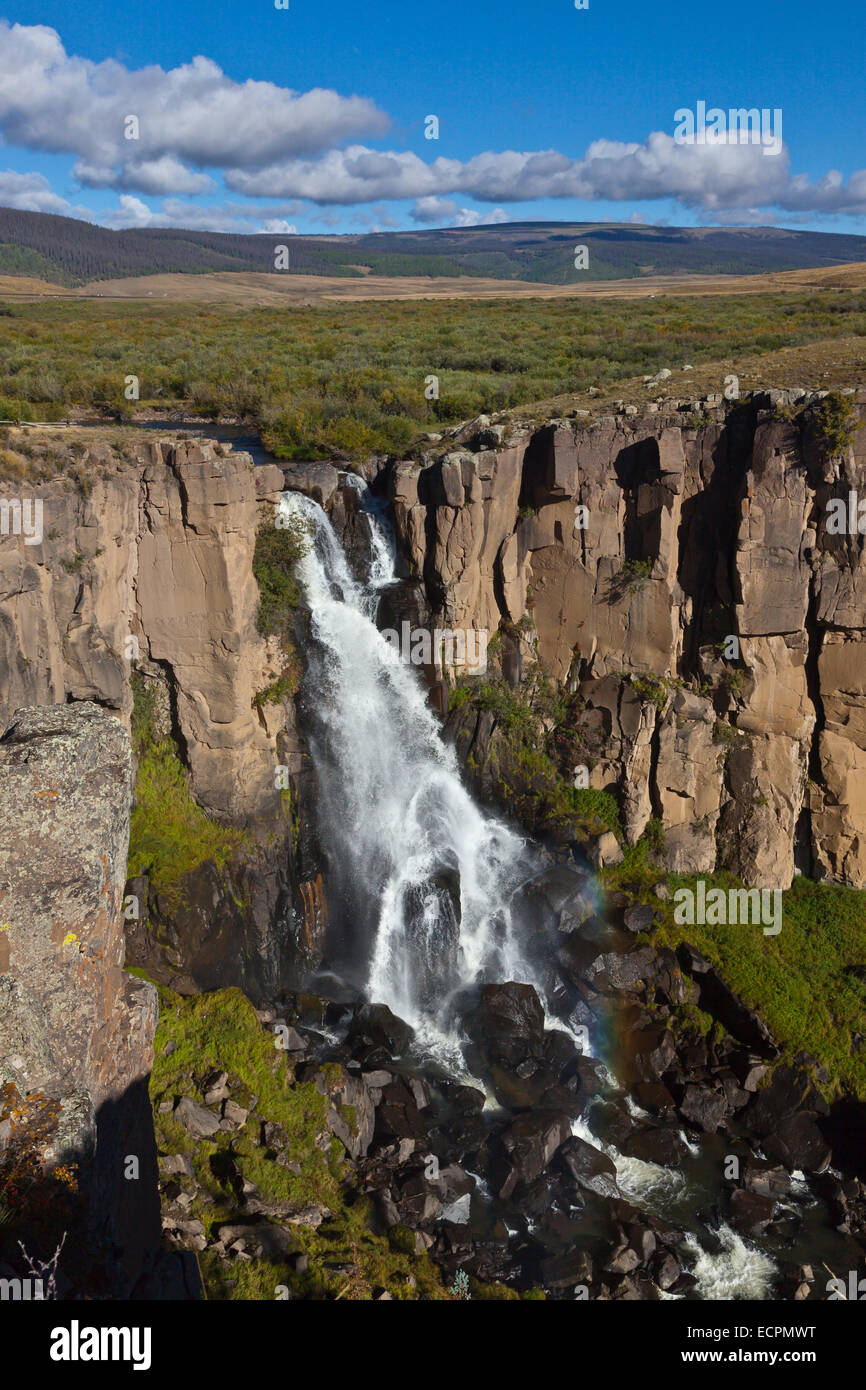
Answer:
[
  {"left": 0, "top": 441, "right": 322, "bottom": 998},
  {"left": 0, "top": 703, "right": 167, "bottom": 1296},
  {"left": 0, "top": 440, "right": 285, "bottom": 818},
  {"left": 384, "top": 391, "right": 866, "bottom": 891},
  {"left": 0, "top": 703, "right": 153, "bottom": 1106}
]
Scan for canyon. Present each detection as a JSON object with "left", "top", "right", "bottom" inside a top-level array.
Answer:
[{"left": 2, "top": 386, "right": 866, "bottom": 1300}]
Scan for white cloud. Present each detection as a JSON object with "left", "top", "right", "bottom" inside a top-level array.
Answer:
[
  {"left": 410, "top": 197, "right": 508, "bottom": 228},
  {"left": 1, "top": 25, "right": 865, "bottom": 224},
  {"left": 261, "top": 219, "right": 298, "bottom": 234},
  {"left": 411, "top": 196, "right": 459, "bottom": 224},
  {"left": 451, "top": 207, "right": 509, "bottom": 227},
  {"left": 101, "top": 196, "right": 302, "bottom": 233},
  {"left": 226, "top": 134, "right": 866, "bottom": 217},
  {"left": 0, "top": 21, "right": 389, "bottom": 195},
  {"left": 0, "top": 168, "right": 77, "bottom": 214},
  {"left": 76, "top": 155, "right": 217, "bottom": 195},
  {"left": 103, "top": 194, "right": 154, "bottom": 228}
]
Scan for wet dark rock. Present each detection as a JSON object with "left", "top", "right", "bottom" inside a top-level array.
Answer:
[
  {"left": 519, "top": 865, "right": 595, "bottom": 933},
  {"left": 489, "top": 1061, "right": 559, "bottom": 1112},
  {"left": 462, "top": 982, "right": 546, "bottom": 1069},
  {"left": 492, "top": 1110, "right": 573, "bottom": 1199},
  {"left": 654, "top": 1252, "right": 681, "bottom": 1290},
  {"left": 557, "top": 933, "right": 605, "bottom": 989},
  {"left": 621, "top": 1126, "right": 686, "bottom": 1167},
  {"left": 626, "top": 1224, "right": 657, "bottom": 1262},
  {"left": 763, "top": 1113, "right": 832, "bottom": 1175},
  {"left": 605, "top": 1245, "right": 641, "bottom": 1275},
  {"left": 539, "top": 1247, "right": 593, "bottom": 1290},
  {"left": 634, "top": 1081, "right": 677, "bottom": 1115},
  {"left": 623, "top": 1025, "right": 677, "bottom": 1085},
  {"left": 557, "top": 1135, "right": 620, "bottom": 1199},
  {"left": 729, "top": 1188, "right": 776, "bottom": 1236},
  {"left": 586, "top": 1098, "right": 637, "bottom": 1151},
  {"left": 347, "top": 1002, "right": 414, "bottom": 1056},
  {"left": 374, "top": 1077, "right": 429, "bottom": 1147},
  {"left": 738, "top": 1066, "right": 832, "bottom": 1172},
  {"left": 678, "top": 1084, "right": 728, "bottom": 1134},
  {"left": 396, "top": 1168, "right": 443, "bottom": 1225}
]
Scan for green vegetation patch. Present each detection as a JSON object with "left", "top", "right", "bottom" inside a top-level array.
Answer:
[
  {"left": 149, "top": 985, "right": 526, "bottom": 1300},
  {"left": 2, "top": 290, "right": 866, "bottom": 456},
  {"left": 603, "top": 864, "right": 866, "bottom": 1100},
  {"left": 253, "top": 509, "right": 310, "bottom": 640},
  {"left": 812, "top": 389, "right": 862, "bottom": 456},
  {"left": 127, "top": 675, "right": 247, "bottom": 904},
  {"left": 450, "top": 666, "right": 622, "bottom": 840}
]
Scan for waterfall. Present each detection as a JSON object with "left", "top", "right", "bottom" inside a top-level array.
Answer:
[
  {"left": 280, "top": 484, "right": 536, "bottom": 1060},
  {"left": 280, "top": 480, "right": 785, "bottom": 1299}
]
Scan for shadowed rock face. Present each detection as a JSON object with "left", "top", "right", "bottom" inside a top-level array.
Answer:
[
  {"left": 0, "top": 702, "right": 174, "bottom": 1297},
  {"left": 387, "top": 393, "right": 866, "bottom": 890},
  {"left": 0, "top": 702, "right": 155, "bottom": 1105}
]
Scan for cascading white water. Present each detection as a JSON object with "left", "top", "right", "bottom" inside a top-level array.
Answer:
[
  {"left": 280, "top": 484, "right": 536, "bottom": 1060},
  {"left": 280, "top": 481, "right": 781, "bottom": 1299}
]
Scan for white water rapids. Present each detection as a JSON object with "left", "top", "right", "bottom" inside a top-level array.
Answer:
[
  {"left": 280, "top": 485, "right": 537, "bottom": 1061},
  {"left": 279, "top": 481, "right": 778, "bottom": 1299}
]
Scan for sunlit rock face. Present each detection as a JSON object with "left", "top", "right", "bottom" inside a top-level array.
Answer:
[{"left": 388, "top": 393, "right": 866, "bottom": 890}]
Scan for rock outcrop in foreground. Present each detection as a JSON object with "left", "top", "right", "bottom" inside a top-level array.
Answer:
[{"left": 0, "top": 703, "right": 177, "bottom": 1296}]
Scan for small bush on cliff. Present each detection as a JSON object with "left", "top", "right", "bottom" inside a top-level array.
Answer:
[
  {"left": 812, "top": 390, "right": 861, "bottom": 457},
  {"left": 253, "top": 510, "right": 310, "bottom": 640},
  {"left": 627, "top": 671, "right": 680, "bottom": 713}
]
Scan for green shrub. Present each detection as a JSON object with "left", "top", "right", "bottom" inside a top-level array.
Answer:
[
  {"left": 253, "top": 510, "right": 310, "bottom": 639},
  {"left": 128, "top": 674, "right": 247, "bottom": 904},
  {"left": 813, "top": 390, "right": 861, "bottom": 456}
]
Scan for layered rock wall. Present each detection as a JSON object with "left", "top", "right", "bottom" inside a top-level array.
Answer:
[
  {"left": 386, "top": 392, "right": 866, "bottom": 890},
  {"left": 0, "top": 441, "right": 320, "bottom": 997}
]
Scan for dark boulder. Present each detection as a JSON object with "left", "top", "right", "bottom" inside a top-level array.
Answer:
[
  {"left": 539, "top": 1247, "right": 593, "bottom": 1290},
  {"left": 492, "top": 1109, "right": 573, "bottom": 1199},
  {"left": 621, "top": 1126, "right": 686, "bottom": 1167},
  {"left": 556, "top": 1135, "right": 620, "bottom": 1199},
  {"left": 729, "top": 1188, "right": 776, "bottom": 1236},
  {"left": 347, "top": 1002, "right": 414, "bottom": 1056},
  {"left": 678, "top": 1084, "right": 728, "bottom": 1134}
]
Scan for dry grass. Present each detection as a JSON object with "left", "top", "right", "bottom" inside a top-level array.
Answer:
[
  {"left": 4, "top": 260, "right": 866, "bottom": 307},
  {"left": 513, "top": 334, "right": 866, "bottom": 425}
]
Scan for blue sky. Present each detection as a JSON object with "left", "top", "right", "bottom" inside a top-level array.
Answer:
[{"left": 1, "top": 0, "right": 864, "bottom": 235}]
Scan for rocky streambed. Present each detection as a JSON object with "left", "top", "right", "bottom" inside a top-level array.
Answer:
[{"left": 148, "top": 855, "right": 866, "bottom": 1302}]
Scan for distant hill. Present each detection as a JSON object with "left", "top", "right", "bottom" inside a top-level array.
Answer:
[{"left": 2, "top": 207, "right": 866, "bottom": 287}]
